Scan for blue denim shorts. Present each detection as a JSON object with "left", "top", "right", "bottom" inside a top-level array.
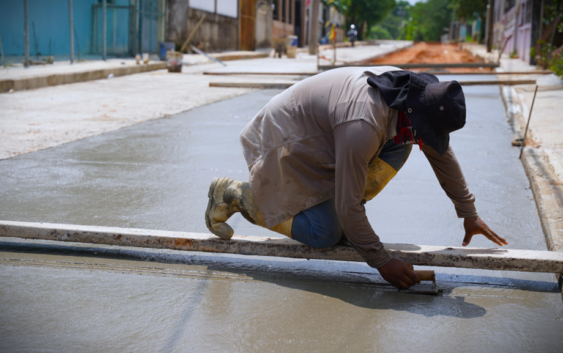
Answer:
[{"left": 291, "top": 139, "right": 412, "bottom": 248}]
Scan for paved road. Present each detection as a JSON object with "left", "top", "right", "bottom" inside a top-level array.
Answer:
[{"left": 1, "top": 83, "right": 562, "bottom": 352}]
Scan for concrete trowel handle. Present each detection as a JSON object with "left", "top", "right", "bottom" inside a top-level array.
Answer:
[{"left": 413, "top": 270, "right": 435, "bottom": 281}]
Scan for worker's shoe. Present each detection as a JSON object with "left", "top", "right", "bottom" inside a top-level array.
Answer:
[
  {"left": 362, "top": 158, "right": 397, "bottom": 203},
  {"left": 205, "top": 177, "right": 293, "bottom": 239}
]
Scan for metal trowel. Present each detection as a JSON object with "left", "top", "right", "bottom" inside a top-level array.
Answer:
[{"left": 408, "top": 270, "right": 441, "bottom": 295}]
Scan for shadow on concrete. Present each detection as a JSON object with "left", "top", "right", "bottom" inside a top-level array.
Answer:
[
  {"left": 1, "top": 240, "right": 559, "bottom": 301},
  {"left": 241, "top": 274, "right": 488, "bottom": 319},
  {"left": 0, "top": 240, "right": 496, "bottom": 319},
  {"left": 162, "top": 279, "right": 209, "bottom": 353}
]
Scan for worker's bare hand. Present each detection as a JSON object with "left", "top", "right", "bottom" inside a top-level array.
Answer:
[
  {"left": 377, "top": 257, "right": 420, "bottom": 289},
  {"left": 463, "top": 216, "right": 508, "bottom": 247}
]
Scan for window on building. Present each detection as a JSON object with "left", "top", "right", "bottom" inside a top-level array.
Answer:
[
  {"left": 273, "top": 2, "right": 278, "bottom": 20},
  {"left": 282, "top": 0, "right": 286, "bottom": 22},
  {"left": 217, "top": 0, "right": 238, "bottom": 18},
  {"left": 504, "top": 0, "right": 515, "bottom": 13},
  {"left": 525, "top": 1, "right": 533, "bottom": 24},
  {"left": 191, "top": 0, "right": 215, "bottom": 13}
]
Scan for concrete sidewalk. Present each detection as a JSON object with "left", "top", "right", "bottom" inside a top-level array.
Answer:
[
  {"left": 0, "top": 43, "right": 414, "bottom": 160},
  {"left": 466, "top": 43, "right": 563, "bottom": 286},
  {"left": 318, "top": 40, "right": 413, "bottom": 64},
  {"left": 0, "top": 59, "right": 166, "bottom": 93},
  {"left": 0, "top": 50, "right": 272, "bottom": 93}
]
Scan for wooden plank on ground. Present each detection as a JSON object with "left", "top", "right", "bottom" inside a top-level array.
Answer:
[
  {"left": 209, "top": 80, "right": 535, "bottom": 89},
  {"left": 209, "top": 82, "right": 296, "bottom": 89},
  {"left": 203, "top": 72, "right": 317, "bottom": 76},
  {"left": 203, "top": 71, "right": 551, "bottom": 76},
  {"left": 319, "top": 62, "right": 500, "bottom": 70},
  {"left": 1, "top": 221, "right": 562, "bottom": 273}
]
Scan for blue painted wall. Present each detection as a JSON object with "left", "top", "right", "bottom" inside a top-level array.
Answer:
[{"left": 0, "top": 0, "right": 131, "bottom": 57}]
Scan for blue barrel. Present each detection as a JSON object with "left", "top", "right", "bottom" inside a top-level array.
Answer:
[{"left": 159, "top": 42, "right": 175, "bottom": 61}]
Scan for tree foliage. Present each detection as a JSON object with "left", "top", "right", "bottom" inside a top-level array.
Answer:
[
  {"left": 404, "top": 0, "right": 453, "bottom": 42},
  {"left": 453, "top": 0, "right": 488, "bottom": 21},
  {"left": 369, "top": 0, "right": 411, "bottom": 39},
  {"left": 323, "top": 0, "right": 396, "bottom": 39}
]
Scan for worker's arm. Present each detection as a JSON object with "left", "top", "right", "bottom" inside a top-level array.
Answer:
[
  {"left": 334, "top": 120, "right": 420, "bottom": 289},
  {"left": 423, "top": 144, "right": 508, "bottom": 247}
]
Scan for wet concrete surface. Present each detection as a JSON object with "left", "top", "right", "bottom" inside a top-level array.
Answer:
[{"left": 1, "top": 76, "right": 563, "bottom": 351}]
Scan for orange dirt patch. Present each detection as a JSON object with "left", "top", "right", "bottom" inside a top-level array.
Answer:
[{"left": 371, "top": 42, "right": 487, "bottom": 72}]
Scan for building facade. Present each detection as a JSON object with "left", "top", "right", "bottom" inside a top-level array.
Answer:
[
  {"left": 493, "top": 0, "right": 542, "bottom": 64},
  {"left": 166, "top": 0, "right": 240, "bottom": 52},
  {"left": 0, "top": 0, "right": 165, "bottom": 60}
]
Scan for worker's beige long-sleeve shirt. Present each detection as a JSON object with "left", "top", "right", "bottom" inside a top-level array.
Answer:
[{"left": 240, "top": 67, "right": 477, "bottom": 268}]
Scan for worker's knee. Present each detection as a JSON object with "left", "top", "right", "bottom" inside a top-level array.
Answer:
[
  {"left": 305, "top": 226, "right": 342, "bottom": 248},
  {"left": 291, "top": 199, "right": 343, "bottom": 248}
]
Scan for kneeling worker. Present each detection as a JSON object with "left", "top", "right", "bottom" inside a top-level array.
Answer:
[{"left": 205, "top": 67, "right": 508, "bottom": 289}]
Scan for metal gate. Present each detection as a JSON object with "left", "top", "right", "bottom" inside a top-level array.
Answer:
[
  {"left": 92, "top": 3, "right": 134, "bottom": 56},
  {"left": 137, "top": 0, "right": 165, "bottom": 54},
  {"left": 91, "top": 0, "right": 165, "bottom": 57}
]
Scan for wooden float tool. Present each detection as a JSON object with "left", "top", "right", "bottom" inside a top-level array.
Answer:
[{"left": 409, "top": 270, "right": 440, "bottom": 295}]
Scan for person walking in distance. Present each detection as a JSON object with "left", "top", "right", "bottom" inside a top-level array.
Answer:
[{"left": 347, "top": 24, "right": 358, "bottom": 47}]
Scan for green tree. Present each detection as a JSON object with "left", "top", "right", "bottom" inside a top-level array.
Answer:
[
  {"left": 369, "top": 25, "right": 393, "bottom": 39},
  {"left": 453, "top": 0, "right": 488, "bottom": 21},
  {"left": 372, "top": 0, "right": 412, "bottom": 39},
  {"left": 324, "top": 0, "right": 396, "bottom": 39},
  {"left": 405, "top": 0, "right": 453, "bottom": 41}
]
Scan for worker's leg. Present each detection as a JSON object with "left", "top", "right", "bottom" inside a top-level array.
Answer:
[
  {"left": 290, "top": 198, "right": 342, "bottom": 248},
  {"left": 363, "top": 139, "right": 412, "bottom": 203},
  {"left": 205, "top": 177, "right": 339, "bottom": 247}
]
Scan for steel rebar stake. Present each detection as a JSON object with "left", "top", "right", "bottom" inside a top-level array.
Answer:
[
  {"left": 24, "top": 0, "right": 29, "bottom": 68},
  {"left": 69, "top": 0, "right": 74, "bottom": 64},
  {"left": 102, "top": 0, "right": 107, "bottom": 61},
  {"left": 520, "top": 85, "right": 539, "bottom": 159}
]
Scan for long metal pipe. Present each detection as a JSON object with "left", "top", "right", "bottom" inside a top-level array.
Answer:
[
  {"left": 513, "top": 0, "right": 520, "bottom": 56},
  {"left": 102, "top": 0, "right": 107, "bottom": 60},
  {"left": 308, "top": 0, "right": 320, "bottom": 55},
  {"left": 24, "top": 0, "right": 30, "bottom": 68},
  {"left": 69, "top": 0, "right": 74, "bottom": 64},
  {"left": 486, "top": 0, "right": 494, "bottom": 52}
]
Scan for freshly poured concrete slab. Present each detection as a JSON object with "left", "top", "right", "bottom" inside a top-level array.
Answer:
[
  {"left": 1, "top": 244, "right": 561, "bottom": 352},
  {"left": 1, "top": 86, "right": 562, "bottom": 351}
]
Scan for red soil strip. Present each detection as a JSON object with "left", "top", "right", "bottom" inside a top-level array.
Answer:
[{"left": 371, "top": 42, "right": 488, "bottom": 72}]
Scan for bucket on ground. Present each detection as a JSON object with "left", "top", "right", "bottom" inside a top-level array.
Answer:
[
  {"left": 159, "top": 42, "right": 175, "bottom": 61},
  {"left": 287, "top": 35, "right": 298, "bottom": 59},
  {"left": 166, "top": 50, "right": 183, "bottom": 73}
]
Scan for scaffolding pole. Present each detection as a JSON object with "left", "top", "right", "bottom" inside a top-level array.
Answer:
[
  {"left": 103, "top": 0, "right": 107, "bottom": 60},
  {"left": 24, "top": 0, "right": 30, "bottom": 67},
  {"left": 308, "top": 0, "right": 320, "bottom": 55},
  {"left": 69, "top": 0, "right": 74, "bottom": 63}
]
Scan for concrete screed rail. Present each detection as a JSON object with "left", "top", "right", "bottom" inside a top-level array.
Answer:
[{"left": 2, "top": 221, "right": 563, "bottom": 274}]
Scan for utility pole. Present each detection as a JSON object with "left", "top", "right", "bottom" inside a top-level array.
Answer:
[
  {"left": 513, "top": 0, "right": 520, "bottom": 57},
  {"left": 485, "top": 0, "right": 494, "bottom": 52},
  {"left": 24, "top": 0, "right": 30, "bottom": 68},
  {"left": 308, "top": 0, "right": 320, "bottom": 55},
  {"left": 103, "top": 0, "right": 107, "bottom": 60},
  {"left": 450, "top": 7, "right": 456, "bottom": 42},
  {"left": 69, "top": 0, "right": 74, "bottom": 64}
]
